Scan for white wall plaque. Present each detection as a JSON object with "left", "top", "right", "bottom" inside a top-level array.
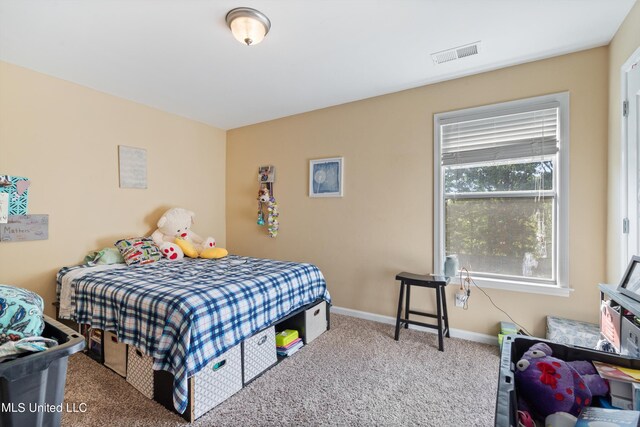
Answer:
[
  {"left": 118, "top": 145, "right": 147, "bottom": 189},
  {"left": 0, "top": 215, "right": 49, "bottom": 242}
]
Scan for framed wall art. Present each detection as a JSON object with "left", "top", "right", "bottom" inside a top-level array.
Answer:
[
  {"left": 258, "top": 165, "right": 275, "bottom": 183},
  {"left": 309, "top": 157, "right": 343, "bottom": 198}
]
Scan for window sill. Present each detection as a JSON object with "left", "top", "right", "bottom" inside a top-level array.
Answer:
[{"left": 456, "top": 276, "right": 573, "bottom": 297}]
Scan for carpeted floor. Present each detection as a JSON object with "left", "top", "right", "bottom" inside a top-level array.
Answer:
[{"left": 62, "top": 314, "right": 500, "bottom": 426}]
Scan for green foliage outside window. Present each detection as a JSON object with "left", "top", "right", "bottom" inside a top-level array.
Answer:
[
  {"left": 444, "top": 161, "right": 552, "bottom": 193},
  {"left": 444, "top": 161, "right": 554, "bottom": 279}
]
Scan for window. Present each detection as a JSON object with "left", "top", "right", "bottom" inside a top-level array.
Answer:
[{"left": 434, "top": 93, "right": 569, "bottom": 294}]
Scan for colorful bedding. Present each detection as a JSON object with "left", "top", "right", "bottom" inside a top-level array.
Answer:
[{"left": 56, "top": 255, "right": 330, "bottom": 414}]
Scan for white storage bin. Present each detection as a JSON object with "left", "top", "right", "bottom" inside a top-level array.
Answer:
[
  {"left": 191, "top": 344, "right": 242, "bottom": 420},
  {"left": 243, "top": 326, "right": 277, "bottom": 384},
  {"left": 305, "top": 301, "right": 327, "bottom": 343},
  {"left": 103, "top": 331, "right": 127, "bottom": 377},
  {"left": 127, "top": 346, "right": 154, "bottom": 399}
]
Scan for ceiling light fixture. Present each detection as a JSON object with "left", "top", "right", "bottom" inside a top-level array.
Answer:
[{"left": 225, "top": 7, "right": 271, "bottom": 46}]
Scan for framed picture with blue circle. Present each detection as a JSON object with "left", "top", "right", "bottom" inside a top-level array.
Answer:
[{"left": 309, "top": 157, "right": 343, "bottom": 198}]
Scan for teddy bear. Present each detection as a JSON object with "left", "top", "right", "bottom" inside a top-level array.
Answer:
[
  {"left": 151, "top": 208, "right": 227, "bottom": 260},
  {"left": 514, "top": 342, "right": 608, "bottom": 420}
]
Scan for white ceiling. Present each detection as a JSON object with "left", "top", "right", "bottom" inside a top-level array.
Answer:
[{"left": 0, "top": 0, "right": 636, "bottom": 130}]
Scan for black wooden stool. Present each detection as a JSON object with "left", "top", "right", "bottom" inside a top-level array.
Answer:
[{"left": 394, "top": 272, "right": 450, "bottom": 351}]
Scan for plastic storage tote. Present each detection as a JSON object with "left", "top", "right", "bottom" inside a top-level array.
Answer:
[
  {"left": 495, "top": 334, "right": 640, "bottom": 426},
  {"left": 0, "top": 315, "right": 85, "bottom": 427}
]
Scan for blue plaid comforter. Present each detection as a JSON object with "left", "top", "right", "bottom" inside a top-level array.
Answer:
[{"left": 56, "top": 255, "right": 330, "bottom": 414}]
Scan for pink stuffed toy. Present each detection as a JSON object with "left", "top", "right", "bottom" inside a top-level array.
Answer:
[{"left": 514, "top": 342, "right": 608, "bottom": 419}]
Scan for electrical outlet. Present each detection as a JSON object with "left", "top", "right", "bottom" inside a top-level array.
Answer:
[{"left": 455, "top": 291, "right": 466, "bottom": 308}]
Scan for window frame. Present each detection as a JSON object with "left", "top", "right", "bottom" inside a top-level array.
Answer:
[
  {"left": 433, "top": 92, "right": 571, "bottom": 296},
  {"left": 621, "top": 47, "right": 640, "bottom": 273}
]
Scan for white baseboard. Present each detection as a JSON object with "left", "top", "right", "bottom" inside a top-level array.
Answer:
[{"left": 331, "top": 305, "right": 498, "bottom": 346}]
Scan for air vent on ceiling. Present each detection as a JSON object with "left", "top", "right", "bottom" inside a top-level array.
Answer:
[{"left": 431, "top": 41, "right": 481, "bottom": 65}]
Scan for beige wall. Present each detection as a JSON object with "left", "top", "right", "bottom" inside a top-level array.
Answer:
[
  {"left": 0, "top": 37, "right": 615, "bottom": 337},
  {"left": 608, "top": 2, "right": 640, "bottom": 283},
  {"left": 0, "top": 61, "right": 227, "bottom": 316},
  {"left": 227, "top": 47, "right": 609, "bottom": 337}
]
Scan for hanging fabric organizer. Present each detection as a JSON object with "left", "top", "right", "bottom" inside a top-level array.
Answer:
[{"left": 256, "top": 166, "right": 279, "bottom": 238}]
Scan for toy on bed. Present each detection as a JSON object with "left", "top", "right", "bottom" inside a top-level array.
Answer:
[
  {"left": 514, "top": 342, "right": 609, "bottom": 420},
  {"left": 151, "top": 208, "right": 228, "bottom": 260}
]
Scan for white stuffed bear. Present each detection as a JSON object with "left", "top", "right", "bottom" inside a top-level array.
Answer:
[{"left": 151, "top": 208, "right": 227, "bottom": 260}]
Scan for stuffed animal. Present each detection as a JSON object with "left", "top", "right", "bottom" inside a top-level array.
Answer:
[
  {"left": 257, "top": 187, "right": 279, "bottom": 238},
  {"left": 514, "top": 342, "right": 608, "bottom": 420},
  {"left": 258, "top": 187, "right": 271, "bottom": 204},
  {"left": 151, "top": 208, "right": 228, "bottom": 260}
]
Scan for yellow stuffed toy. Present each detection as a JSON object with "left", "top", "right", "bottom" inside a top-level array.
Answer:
[{"left": 151, "top": 208, "right": 228, "bottom": 260}]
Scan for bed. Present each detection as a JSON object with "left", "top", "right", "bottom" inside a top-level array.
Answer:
[{"left": 56, "top": 255, "right": 331, "bottom": 415}]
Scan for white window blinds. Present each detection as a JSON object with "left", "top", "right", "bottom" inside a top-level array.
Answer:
[{"left": 441, "top": 107, "right": 559, "bottom": 166}]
